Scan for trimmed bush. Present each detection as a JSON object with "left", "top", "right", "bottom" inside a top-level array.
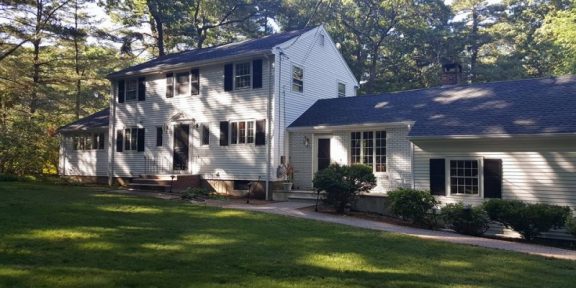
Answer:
[
  {"left": 387, "top": 188, "right": 439, "bottom": 226},
  {"left": 440, "top": 203, "right": 490, "bottom": 236},
  {"left": 313, "top": 164, "right": 376, "bottom": 214},
  {"left": 484, "top": 199, "right": 571, "bottom": 241},
  {"left": 567, "top": 217, "right": 576, "bottom": 238}
]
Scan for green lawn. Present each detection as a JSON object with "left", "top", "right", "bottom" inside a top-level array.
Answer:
[{"left": 0, "top": 183, "right": 574, "bottom": 288}]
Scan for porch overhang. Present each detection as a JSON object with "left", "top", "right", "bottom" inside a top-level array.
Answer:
[{"left": 287, "top": 121, "right": 414, "bottom": 133}]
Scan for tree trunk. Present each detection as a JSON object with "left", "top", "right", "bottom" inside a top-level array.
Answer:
[
  {"left": 147, "top": 0, "right": 165, "bottom": 56},
  {"left": 30, "top": 0, "right": 43, "bottom": 115},
  {"left": 74, "top": 0, "right": 81, "bottom": 119}
]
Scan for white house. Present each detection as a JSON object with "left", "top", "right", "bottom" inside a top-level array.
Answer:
[
  {"left": 287, "top": 75, "right": 576, "bottom": 211},
  {"left": 58, "top": 26, "right": 358, "bottom": 198}
]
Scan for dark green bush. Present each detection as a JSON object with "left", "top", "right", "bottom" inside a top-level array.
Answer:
[
  {"left": 440, "top": 203, "right": 490, "bottom": 236},
  {"left": 567, "top": 217, "right": 576, "bottom": 238},
  {"left": 484, "top": 199, "right": 571, "bottom": 240},
  {"left": 313, "top": 164, "right": 376, "bottom": 214},
  {"left": 0, "top": 174, "right": 20, "bottom": 181},
  {"left": 181, "top": 187, "right": 211, "bottom": 200},
  {"left": 387, "top": 188, "right": 439, "bottom": 225}
]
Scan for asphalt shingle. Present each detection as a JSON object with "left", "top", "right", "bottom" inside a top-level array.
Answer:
[
  {"left": 289, "top": 76, "right": 576, "bottom": 137},
  {"left": 58, "top": 108, "right": 110, "bottom": 133}
]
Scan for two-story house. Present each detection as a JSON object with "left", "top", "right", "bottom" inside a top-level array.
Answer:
[{"left": 58, "top": 26, "right": 359, "bottom": 199}]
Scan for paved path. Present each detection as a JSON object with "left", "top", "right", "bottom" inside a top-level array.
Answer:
[
  {"left": 107, "top": 190, "right": 576, "bottom": 261},
  {"left": 217, "top": 201, "right": 576, "bottom": 261}
]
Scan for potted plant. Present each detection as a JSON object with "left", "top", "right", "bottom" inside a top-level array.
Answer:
[{"left": 283, "top": 163, "right": 294, "bottom": 192}]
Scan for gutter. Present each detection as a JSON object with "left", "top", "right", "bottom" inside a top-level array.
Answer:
[
  {"left": 287, "top": 121, "right": 414, "bottom": 133},
  {"left": 407, "top": 132, "right": 576, "bottom": 141},
  {"left": 107, "top": 51, "right": 273, "bottom": 80}
]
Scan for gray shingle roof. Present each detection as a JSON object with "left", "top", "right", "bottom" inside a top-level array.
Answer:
[
  {"left": 289, "top": 76, "right": 576, "bottom": 137},
  {"left": 58, "top": 108, "right": 110, "bottom": 133},
  {"left": 108, "top": 27, "right": 315, "bottom": 78}
]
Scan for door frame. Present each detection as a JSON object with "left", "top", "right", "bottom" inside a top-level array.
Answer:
[
  {"left": 312, "top": 134, "right": 332, "bottom": 175},
  {"left": 172, "top": 123, "right": 191, "bottom": 172}
]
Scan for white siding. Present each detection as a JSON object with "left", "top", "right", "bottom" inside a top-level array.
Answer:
[
  {"left": 112, "top": 57, "right": 273, "bottom": 180},
  {"left": 275, "top": 26, "right": 359, "bottom": 175},
  {"left": 413, "top": 137, "right": 576, "bottom": 208},
  {"left": 289, "top": 126, "right": 413, "bottom": 193},
  {"left": 59, "top": 132, "right": 109, "bottom": 177}
]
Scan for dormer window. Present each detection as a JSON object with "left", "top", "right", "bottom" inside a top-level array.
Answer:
[{"left": 235, "top": 62, "right": 251, "bottom": 89}]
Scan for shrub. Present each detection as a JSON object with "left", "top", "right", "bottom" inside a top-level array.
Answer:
[
  {"left": 484, "top": 199, "right": 571, "bottom": 241},
  {"left": 0, "top": 174, "right": 20, "bottom": 181},
  {"left": 440, "top": 203, "right": 490, "bottom": 236},
  {"left": 313, "top": 164, "right": 376, "bottom": 214},
  {"left": 567, "top": 217, "right": 576, "bottom": 238},
  {"left": 387, "top": 188, "right": 439, "bottom": 225},
  {"left": 181, "top": 187, "right": 211, "bottom": 200}
]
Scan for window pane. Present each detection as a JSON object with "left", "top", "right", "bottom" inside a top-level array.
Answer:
[
  {"left": 449, "top": 160, "right": 480, "bottom": 195},
  {"left": 231, "top": 122, "right": 238, "bottom": 144},
  {"left": 247, "top": 121, "right": 254, "bottom": 143},
  {"left": 338, "top": 82, "right": 346, "bottom": 97},
  {"left": 292, "top": 66, "right": 303, "bottom": 92},
  {"left": 239, "top": 122, "right": 246, "bottom": 144},
  {"left": 126, "top": 79, "right": 137, "bottom": 101},
  {"left": 124, "top": 129, "right": 131, "bottom": 150},
  {"left": 351, "top": 132, "right": 361, "bottom": 164},
  {"left": 235, "top": 63, "right": 251, "bottom": 89},
  {"left": 176, "top": 72, "right": 189, "bottom": 96},
  {"left": 363, "top": 132, "right": 373, "bottom": 167},
  {"left": 375, "top": 131, "right": 386, "bottom": 172},
  {"left": 131, "top": 128, "right": 138, "bottom": 150}
]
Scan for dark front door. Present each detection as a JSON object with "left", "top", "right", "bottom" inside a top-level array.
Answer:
[
  {"left": 173, "top": 124, "right": 189, "bottom": 171},
  {"left": 317, "top": 138, "right": 331, "bottom": 171}
]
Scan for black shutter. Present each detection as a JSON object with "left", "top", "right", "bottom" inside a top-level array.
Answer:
[
  {"left": 166, "top": 73, "right": 174, "bottom": 98},
  {"left": 219, "top": 121, "right": 229, "bottom": 146},
  {"left": 430, "top": 159, "right": 446, "bottom": 195},
  {"left": 138, "top": 77, "right": 146, "bottom": 101},
  {"left": 252, "top": 59, "right": 263, "bottom": 89},
  {"left": 98, "top": 133, "right": 105, "bottom": 149},
  {"left": 255, "top": 119, "right": 266, "bottom": 146},
  {"left": 156, "top": 127, "right": 163, "bottom": 146},
  {"left": 191, "top": 68, "right": 200, "bottom": 95},
  {"left": 224, "top": 63, "right": 233, "bottom": 91},
  {"left": 117, "top": 80, "right": 125, "bottom": 103},
  {"left": 137, "top": 128, "right": 145, "bottom": 152},
  {"left": 202, "top": 124, "right": 209, "bottom": 145},
  {"left": 116, "top": 130, "right": 123, "bottom": 152},
  {"left": 484, "top": 159, "right": 503, "bottom": 198}
]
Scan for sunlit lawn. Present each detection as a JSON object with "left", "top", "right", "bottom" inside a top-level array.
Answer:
[{"left": 0, "top": 182, "right": 574, "bottom": 287}]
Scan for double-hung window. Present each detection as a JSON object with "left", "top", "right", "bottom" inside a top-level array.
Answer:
[
  {"left": 292, "top": 66, "right": 303, "bottom": 92},
  {"left": 235, "top": 62, "right": 251, "bottom": 89},
  {"left": 351, "top": 131, "right": 386, "bottom": 172},
  {"left": 449, "top": 160, "right": 480, "bottom": 195},
  {"left": 71, "top": 133, "right": 105, "bottom": 150},
  {"left": 124, "top": 127, "right": 139, "bottom": 151},
  {"left": 230, "top": 120, "right": 256, "bottom": 145},
  {"left": 125, "top": 79, "right": 138, "bottom": 101},
  {"left": 176, "top": 72, "right": 190, "bottom": 96},
  {"left": 338, "top": 82, "right": 346, "bottom": 97}
]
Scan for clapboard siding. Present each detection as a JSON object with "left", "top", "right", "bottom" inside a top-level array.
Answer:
[
  {"left": 413, "top": 137, "right": 576, "bottom": 208},
  {"left": 59, "top": 134, "right": 109, "bottom": 177},
  {"left": 289, "top": 126, "right": 412, "bottom": 193},
  {"left": 276, "top": 26, "right": 358, "bottom": 173},
  {"left": 112, "top": 58, "right": 272, "bottom": 180}
]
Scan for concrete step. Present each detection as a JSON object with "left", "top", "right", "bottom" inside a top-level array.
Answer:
[
  {"left": 138, "top": 175, "right": 176, "bottom": 181},
  {"left": 131, "top": 178, "right": 174, "bottom": 186}
]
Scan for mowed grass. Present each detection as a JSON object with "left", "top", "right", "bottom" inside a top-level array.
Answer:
[{"left": 0, "top": 183, "right": 574, "bottom": 288}]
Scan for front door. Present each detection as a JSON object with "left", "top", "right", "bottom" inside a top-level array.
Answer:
[
  {"left": 317, "top": 138, "right": 331, "bottom": 171},
  {"left": 173, "top": 124, "right": 189, "bottom": 171}
]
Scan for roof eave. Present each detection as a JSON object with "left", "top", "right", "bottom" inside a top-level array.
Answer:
[
  {"left": 287, "top": 121, "right": 414, "bottom": 133},
  {"left": 107, "top": 50, "right": 275, "bottom": 79},
  {"left": 407, "top": 132, "right": 576, "bottom": 141}
]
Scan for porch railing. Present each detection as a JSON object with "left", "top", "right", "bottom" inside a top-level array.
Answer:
[{"left": 144, "top": 156, "right": 171, "bottom": 175}]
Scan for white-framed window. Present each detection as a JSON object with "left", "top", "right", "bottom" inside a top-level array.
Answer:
[
  {"left": 176, "top": 72, "right": 190, "bottom": 96},
  {"left": 448, "top": 159, "right": 481, "bottom": 195},
  {"left": 292, "top": 65, "right": 303, "bottom": 93},
  {"left": 71, "top": 133, "right": 105, "bottom": 151},
  {"left": 235, "top": 62, "right": 251, "bottom": 89},
  {"left": 124, "top": 127, "right": 139, "bottom": 151},
  {"left": 230, "top": 120, "right": 256, "bottom": 145},
  {"left": 338, "top": 82, "right": 346, "bottom": 97},
  {"left": 125, "top": 79, "right": 138, "bottom": 101},
  {"left": 351, "top": 130, "right": 386, "bottom": 172}
]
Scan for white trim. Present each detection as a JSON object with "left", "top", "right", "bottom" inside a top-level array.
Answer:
[
  {"left": 233, "top": 61, "right": 252, "bottom": 90},
  {"left": 445, "top": 158, "right": 484, "bottom": 198}
]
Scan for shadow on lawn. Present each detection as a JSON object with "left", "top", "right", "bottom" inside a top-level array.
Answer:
[{"left": 0, "top": 183, "right": 574, "bottom": 287}]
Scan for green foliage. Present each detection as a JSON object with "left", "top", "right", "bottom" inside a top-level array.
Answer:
[
  {"left": 181, "top": 187, "right": 224, "bottom": 200},
  {"left": 387, "top": 188, "right": 439, "bottom": 225},
  {"left": 440, "top": 203, "right": 490, "bottom": 236},
  {"left": 313, "top": 164, "right": 376, "bottom": 214},
  {"left": 483, "top": 199, "right": 572, "bottom": 240}
]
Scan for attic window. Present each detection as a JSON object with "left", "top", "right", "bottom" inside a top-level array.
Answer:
[
  {"left": 338, "top": 82, "right": 346, "bottom": 97},
  {"left": 319, "top": 34, "right": 325, "bottom": 46},
  {"left": 292, "top": 66, "right": 303, "bottom": 93}
]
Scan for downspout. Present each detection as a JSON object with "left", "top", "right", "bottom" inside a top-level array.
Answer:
[
  {"left": 108, "top": 81, "right": 117, "bottom": 186},
  {"left": 264, "top": 54, "right": 273, "bottom": 200}
]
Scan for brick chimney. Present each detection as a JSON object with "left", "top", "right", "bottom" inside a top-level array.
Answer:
[{"left": 441, "top": 63, "right": 462, "bottom": 86}]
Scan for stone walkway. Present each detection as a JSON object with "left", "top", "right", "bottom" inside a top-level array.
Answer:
[
  {"left": 216, "top": 201, "right": 576, "bottom": 261},
  {"left": 108, "top": 190, "right": 576, "bottom": 261}
]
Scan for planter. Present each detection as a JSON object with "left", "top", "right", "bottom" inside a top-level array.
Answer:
[{"left": 283, "top": 182, "right": 293, "bottom": 192}]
